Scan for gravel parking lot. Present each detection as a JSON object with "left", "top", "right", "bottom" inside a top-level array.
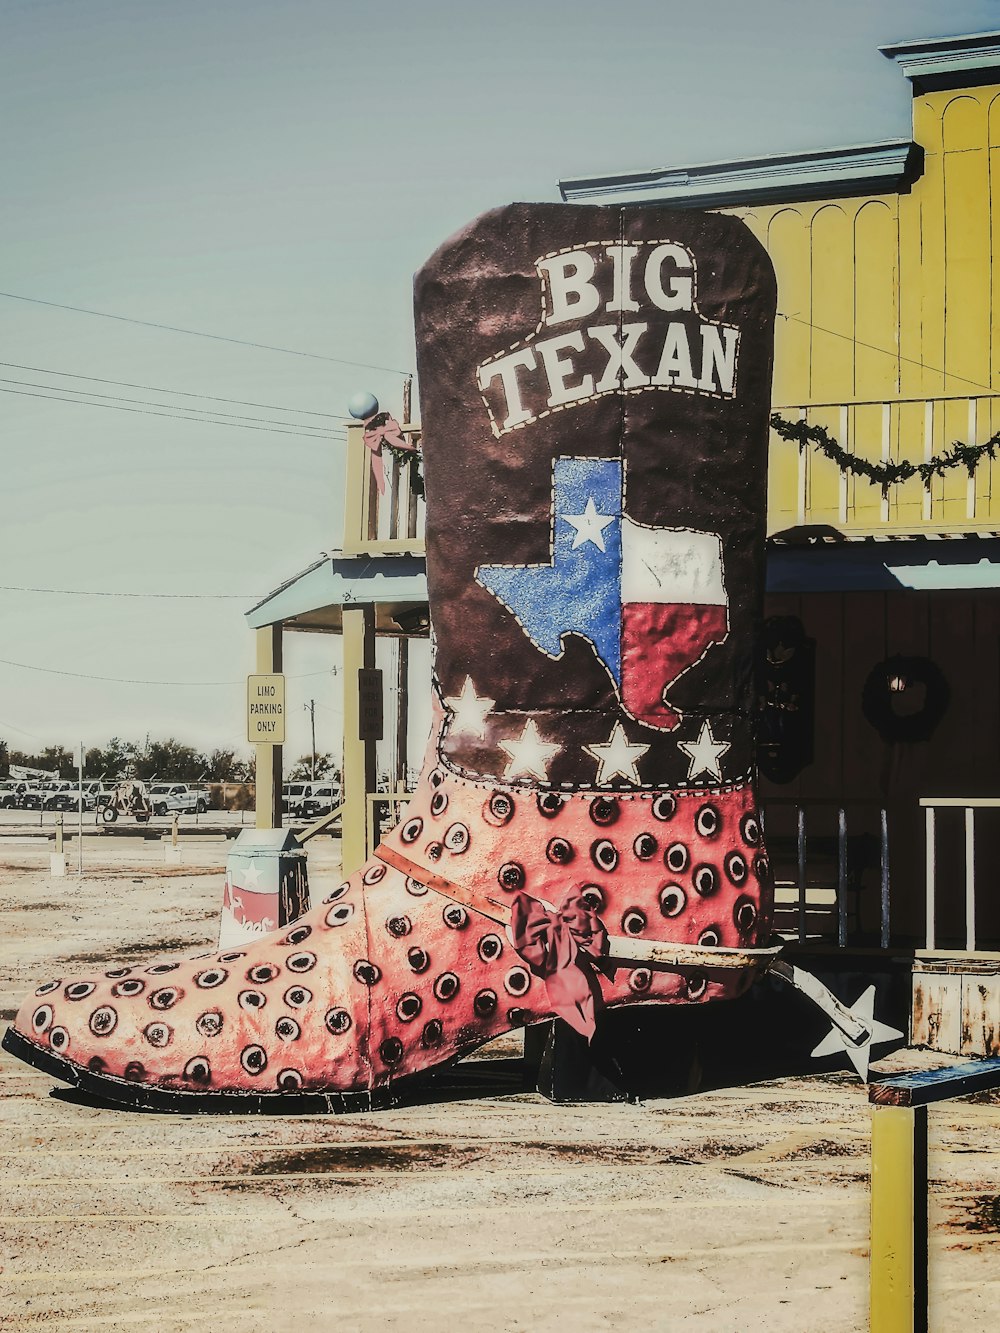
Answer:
[{"left": 0, "top": 833, "right": 996, "bottom": 1331}]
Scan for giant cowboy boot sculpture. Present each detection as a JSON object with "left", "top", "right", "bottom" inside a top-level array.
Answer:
[{"left": 3, "top": 205, "right": 889, "bottom": 1112}]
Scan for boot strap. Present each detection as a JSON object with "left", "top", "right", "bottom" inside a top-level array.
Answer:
[{"left": 375, "top": 845, "right": 782, "bottom": 973}]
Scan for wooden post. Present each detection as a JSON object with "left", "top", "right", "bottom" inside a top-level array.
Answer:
[
  {"left": 343, "top": 423, "right": 368, "bottom": 554},
  {"left": 341, "top": 605, "right": 376, "bottom": 876},
  {"left": 870, "top": 1104, "right": 928, "bottom": 1333},
  {"left": 254, "top": 625, "right": 283, "bottom": 830}
]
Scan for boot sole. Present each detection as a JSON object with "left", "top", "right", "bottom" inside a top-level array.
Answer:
[{"left": 2, "top": 1025, "right": 392, "bottom": 1115}]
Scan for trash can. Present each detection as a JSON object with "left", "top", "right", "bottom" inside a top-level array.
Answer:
[{"left": 219, "top": 829, "right": 310, "bottom": 950}]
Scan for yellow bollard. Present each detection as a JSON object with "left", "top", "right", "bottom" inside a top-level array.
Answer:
[{"left": 870, "top": 1103, "right": 928, "bottom": 1333}]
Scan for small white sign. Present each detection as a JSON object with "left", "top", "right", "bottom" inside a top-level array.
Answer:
[{"left": 247, "top": 673, "right": 286, "bottom": 744}]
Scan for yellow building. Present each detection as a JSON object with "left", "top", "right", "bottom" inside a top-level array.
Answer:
[{"left": 248, "top": 30, "right": 1000, "bottom": 1057}]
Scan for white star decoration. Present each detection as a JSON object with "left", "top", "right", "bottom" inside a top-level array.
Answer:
[
  {"left": 234, "top": 858, "right": 262, "bottom": 891},
  {"left": 499, "top": 719, "right": 561, "bottom": 781},
  {"left": 678, "top": 720, "right": 730, "bottom": 782},
  {"left": 811, "top": 985, "right": 904, "bottom": 1081},
  {"left": 584, "top": 722, "right": 650, "bottom": 785},
  {"left": 561, "top": 496, "right": 615, "bottom": 551},
  {"left": 444, "top": 675, "right": 495, "bottom": 739}
]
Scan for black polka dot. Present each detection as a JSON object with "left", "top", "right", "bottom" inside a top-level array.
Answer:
[
  {"left": 353, "top": 960, "right": 381, "bottom": 987},
  {"left": 145, "top": 1021, "right": 174, "bottom": 1046},
  {"left": 325, "top": 1008, "right": 352, "bottom": 1035},
  {"left": 686, "top": 973, "right": 708, "bottom": 1000},
  {"left": 421, "top": 1019, "right": 443, "bottom": 1048},
  {"left": 652, "top": 793, "right": 677, "bottom": 821},
  {"left": 443, "top": 904, "right": 468, "bottom": 930},
  {"left": 474, "top": 989, "right": 498, "bottom": 1018},
  {"left": 430, "top": 789, "right": 449, "bottom": 817},
  {"left": 386, "top": 915, "right": 412, "bottom": 938},
  {"left": 633, "top": 833, "right": 658, "bottom": 860},
  {"left": 87, "top": 1056, "right": 106, "bottom": 1074},
  {"left": 145, "top": 963, "right": 179, "bottom": 975},
  {"left": 112, "top": 978, "right": 146, "bottom": 998},
  {"left": 405, "top": 876, "right": 428, "bottom": 897},
  {"left": 433, "top": 972, "right": 459, "bottom": 1002},
  {"left": 484, "top": 791, "right": 515, "bottom": 826},
  {"left": 325, "top": 903, "right": 355, "bottom": 927},
  {"left": 426, "top": 841, "right": 444, "bottom": 862},
  {"left": 400, "top": 817, "right": 423, "bottom": 844},
  {"left": 695, "top": 804, "right": 721, "bottom": 839},
  {"left": 536, "top": 792, "right": 565, "bottom": 818},
  {"left": 406, "top": 947, "right": 430, "bottom": 974},
  {"left": 380, "top": 1037, "right": 404, "bottom": 1066},
  {"left": 444, "top": 822, "right": 470, "bottom": 853},
  {"left": 658, "top": 883, "right": 687, "bottom": 918},
  {"left": 580, "top": 884, "right": 605, "bottom": 911},
  {"left": 286, "top": 952, "right": 317, "bottom": 974},
  {"left": 284, "top": 986, "right": 312, "bottom": 1008},
  {"left": 665, "top": 842, "right": 689, "bottom": 873},
  {"left": 183, "top": 1057, "right": 211, "bottom": 1085},
  {"left": 498, "top": 862, "right": 525, "bottom": 891},
  {"left": 282, "top": 924, "right": 312, "bottom": 946},
  {"left": 734, "top": 897, "right": 757, "bottom": 934},
  {"left": 622, "top": 908, "right": 647, "bottom": 936},
  {"left": 628, "top": 968, "right": 652, "bottom": 994},
  {"left": 591, "top": 839, "right": 619, "bottom": 872},
  {"left": 477, "top": 934, "right": 503, "bottom": 963},
  {"left": 693, "top": 864, "right": 719, "bottom": 897},
  {"left": 31, "top": 1005, "right": 53, "bottom": 1034},
  {"left": 34, "top": 979, "right": 61, "bottom": 996},
  {"left": 89, "top": 1006, "right": 117, "bottom": 1036},
  {"left": 589, "top": 796, "right": 620, "bottom": 826},
  {"left": 64, "top": 982, "right": 95, "bottom": 1002},
  {"left": 49, "top": 1026, "right": 68, "bottom": 1051},
  {"left": 275, "top": 1016, "right": 301, "bottom": 1041},
  {"left": 725, "top": 851, "right": 749, "bottom": 886},
  {"left": 277, "top": 1068, "right": 303, "bottom": 1092},
  {"left": 503, "top": 967, "right": 530, "bottom": 997},
  {"left": 124, "top": 1061, "right": 147, "bottom": 1082},
  {"left": 240, "top": 1045, "right": 267, "bottom": 1075},
  {"left": 103, "top": 968, "right": 131, "bottom": 980},
  {"left": 546, "top": 837, "right": 575, "bottom": 866},
  {"left": 238, "top": 990, "right": 267, "bottom": 1011},
  {"left": 247, "top": 964, "right": 279, "bottom": 985},
  {"left": 148, "top": 987, "right": 183, "bottom": 1011},
  {"left": 741, "top": 813, "right": 761, "bottom": 847},
  {"left": 396, "top": 993, "right": 422, "bottom": 1022},
  {"left": 362, "top": 863, "right": 387, "bottom": 885},
  {"left": 698, "top": 926, "right": 721, "bottom": 948}
]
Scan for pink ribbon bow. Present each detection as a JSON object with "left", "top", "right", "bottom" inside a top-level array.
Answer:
[
  {"left": 362, "top": 412, "right": 416, "bottom": 495},
  {"left": 510, "top": 891, "right": 610, "bottom": 1039}
]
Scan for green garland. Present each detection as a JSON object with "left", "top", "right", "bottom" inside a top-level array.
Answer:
[{"left": 770, "top": 412, "right": 999, "bottom": 495}]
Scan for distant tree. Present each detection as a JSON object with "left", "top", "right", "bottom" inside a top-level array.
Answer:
[
  {"left": 287, "top": 752, "right": 340, "bottom": 782},
  {"left": 85, "top": 737, "right": 133, "bottom": 781},
  {"left": 131, "top": 735, "right": 204, "bottom": 782},
  {"left": 203, "top": 748, "right": 239, "bottom": 781}
]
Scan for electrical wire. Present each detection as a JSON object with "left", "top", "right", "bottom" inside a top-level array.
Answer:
[
  {"left": 0, "top": 376, "right": 344, "bottom": 434},
  {"left": 777, "top": 312, "right": 997, "bottom": 395},
  {"left": 0, "top": 360, "right": 354, "bottom": 420},
  {"left": 0, "top": 585, "right": 259, "bottom": 600},
  {"left": 0, "top": 386, "right": 347, "bottom": 439},
  {"left": 0, "top": 290, "right": 413, "bottom": 376},
  {"left": 0, "top": 655, "right": 338, "bottom": 687}
]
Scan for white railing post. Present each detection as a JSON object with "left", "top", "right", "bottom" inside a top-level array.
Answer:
[
  {"left": 965, "top": 806, "right": 976, "bottom": 953},
  {"left": 925, "top": 805, "right": 936, "bottom": 952}
]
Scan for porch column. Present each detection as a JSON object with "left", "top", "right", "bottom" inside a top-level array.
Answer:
[
  {"left": 254, "top": 624, "right": 283, "bottom": 829},
  {"left": 341, "top": 605, "right": 377, "bottom": 875}
]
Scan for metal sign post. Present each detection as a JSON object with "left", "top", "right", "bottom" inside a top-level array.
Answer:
[{"left": 77, "top": 741, "right": 84, "bottom": 877}]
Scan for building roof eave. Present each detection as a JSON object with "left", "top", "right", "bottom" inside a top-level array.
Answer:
[
  {"left": 880, "top": 30, "right": 1000, "bottom": 93},
  {"left": 559, "top": 140, "right": 923, "bottom": 210}
]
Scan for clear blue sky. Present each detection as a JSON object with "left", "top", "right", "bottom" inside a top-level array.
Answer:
[{"left": 2, "top": 0, "right": 996, "bottom": 768}]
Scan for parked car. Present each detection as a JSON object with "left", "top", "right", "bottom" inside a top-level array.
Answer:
[
  {"left": 282, "top": 783, "right": 313, "bottom": 817},
  {"left": 18, "top": 781, "right": 53, "bottom": 810},
  {"left": 298, "top": 783, "right": 342, "bottom": 820},
  {"left": 46, "top": 781, "right": 110, "bottom": 812},
  {"left": 147, "top": 784, "right": 209, "bottom": 816},
  {"left": 0, "top": 781, "right": 27, "bottom": 809}
]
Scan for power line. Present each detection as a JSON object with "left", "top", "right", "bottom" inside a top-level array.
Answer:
[
  {"left": 0, "top": 360, "right": 354, "bottom": 420},
  {"left": 0, "top": 290, "right": 413, "bottom": 376},
  {"left": 0, "top": 386, "right": 348, "bottom": 440},
  {"left": 0, "top": 655, "right": 338, "bottom": 687},
  {"left": 777, "top": 312, "right": 997, "bottom": 395},
  {"left": 0, "top": 376, "right": 344, "bottom": 434},
  {"left": 0, "top": 585, "right": 259, "bottom": 600}
]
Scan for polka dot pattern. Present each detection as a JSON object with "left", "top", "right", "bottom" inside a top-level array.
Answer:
[{"left": 9, "top": 753, "right": 769, "bottom": 1101}]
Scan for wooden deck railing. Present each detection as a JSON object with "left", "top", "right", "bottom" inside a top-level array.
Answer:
[
  {"left": 921, "top": 796, "right": 1000, "bottom": 953},
  {"left": 770, "top": 393, "right": 1000, "bottom": 533},
  {"left": 343, "top": 422, "right": 425, "bottom": 555}
]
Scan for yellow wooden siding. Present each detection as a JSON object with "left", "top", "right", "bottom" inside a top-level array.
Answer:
[{"left": 728, "top": 84, "right": 1000, "bottom": 535}]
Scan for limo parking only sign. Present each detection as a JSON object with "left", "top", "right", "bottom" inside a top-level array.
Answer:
[{"left": 247, "top": 673, "right": 286, "bottom": 744}]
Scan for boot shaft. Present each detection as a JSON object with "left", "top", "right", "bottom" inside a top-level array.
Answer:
[{"left": 414, "top": 203, "right": 776, "bottom": 794}]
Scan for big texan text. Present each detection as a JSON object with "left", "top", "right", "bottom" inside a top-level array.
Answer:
[{"left": 476, "top": 240, "right": 740, "bottom": 436}]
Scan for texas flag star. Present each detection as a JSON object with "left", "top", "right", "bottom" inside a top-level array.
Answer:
[
  {"left": 499, "top": 718, "right": 561, "bottom": 781},
  {"left": 584, "top": 722, "right": 650, "bottom": 785},
  {"left": 562, "top": 496, "right": 615, "bottom": 552},
  {"left": 444, "top": 675, "right": 495, "bottom": 739},
  {"left": 678, "top": 720, "right": 730, "bottom": 782},
  {"left": 233, "top": 858, "right": 262, "bottom": 891}
]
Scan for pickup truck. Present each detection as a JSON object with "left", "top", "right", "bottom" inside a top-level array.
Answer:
[
  {"left": 148, "top": 784, "right": 209, "bottom": 816},
  {"left": 282, "top": 783, "right": 312, "bottom": 817},
  {"left": 298, "top": 783, "right": 342, "bottom": 820},
  {"left": 46, "top": 781, "right": 111, "bottom": 812}
]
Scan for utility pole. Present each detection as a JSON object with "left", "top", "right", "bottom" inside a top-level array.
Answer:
[{"left": 305, "top": 699, "right": 317, "bottom": 780}]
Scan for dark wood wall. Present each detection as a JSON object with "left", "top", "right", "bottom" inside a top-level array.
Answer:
[{"left": 759, "top": 588, "right": 1000, "bottom": 948}]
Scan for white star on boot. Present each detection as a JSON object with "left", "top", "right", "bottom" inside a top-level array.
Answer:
[
  {"left": 584, "top": 722, "right": 650, "bottom": 785},
  {"left": 499, "top": 719, "right": 561, "bottom": 781},
  {"left": 678, "top": 720, "right": 730, "bottom": 781},
  {"left": 444, "top": 676, "right": 495, "bottom": 739}
]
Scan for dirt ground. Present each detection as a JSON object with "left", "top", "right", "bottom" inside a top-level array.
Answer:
[{"left": 0, "top": 832, "right": 997, "bottom": 1332}]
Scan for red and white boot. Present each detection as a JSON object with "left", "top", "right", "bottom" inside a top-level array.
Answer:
[{"left": 5, "top": 203, "right": 786, "bottom": 1111}]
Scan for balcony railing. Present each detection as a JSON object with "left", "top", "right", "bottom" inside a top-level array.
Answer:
[
  {"left": 769, "top": 394, "right": 1000, "bottom": 534},
  {"left": 343, "top": 422, "right": 426, "bottom": 555},
  {"left": 922, "top": 797, "right": 1000, "bottom": 954}
]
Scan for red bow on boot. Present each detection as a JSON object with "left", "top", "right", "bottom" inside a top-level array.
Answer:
[{"left": 510, "top": 891, "right": 611, "bottom": 1039}]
